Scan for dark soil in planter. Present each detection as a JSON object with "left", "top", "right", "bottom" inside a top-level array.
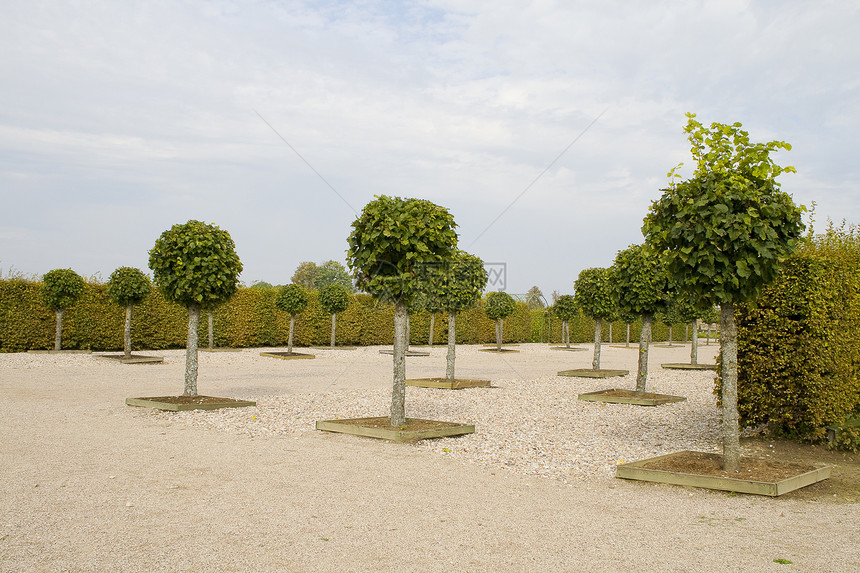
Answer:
[
  {"left": 639, "top": 451, "right": 817, "bottom": 482},
  {"left": 478, "top": 348, "right": 520, "bottom": 353}
]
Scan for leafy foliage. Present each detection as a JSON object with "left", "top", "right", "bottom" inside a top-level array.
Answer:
[
  {"left": 106, "top": 267, "right": 151, "bottom": 307},
  {"left": 573, "top": 268, "right": 616, "bottom": 320},
  {"left": 552, "top": 295, "right": 577, "bottom": 322},
  {"left": 419, "top": 250, "right": 488, "bottom": 313},
  {"left": 291, "top": 261, "right": 318, "bottom": 289},
  {"left": 40, "top": 268, "right": 85, "bottom": 311},
  {"left": 148, "top": 220, "right": 243, "bottom": 308},
  {"left": 643, "top": 115, "right": 804, "bottom": 305},
  {"left": 484, "top": 291, "right": 516, "bottom": 321},
  {"left": 525, "top": 286, "right": 545, "bottom": 309},
  {"left": 319, "top": 283, "right": 351, "bottom": 315},
  {"left": 347, "top": 195, "right": 458, "bottom": 304},
  {"left": 610, "top": 245, "right": 669, "bottom": 317},
  {"left": 315, "top": 260, "right": 354, "bottom": 291},
  {"left": 276, "top": 283, "right": 309, "bottom": 316}
]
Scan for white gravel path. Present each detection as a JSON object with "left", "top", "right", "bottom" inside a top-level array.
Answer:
[{"left": 2, "top": 343, "right": 858, "bottom": 572}]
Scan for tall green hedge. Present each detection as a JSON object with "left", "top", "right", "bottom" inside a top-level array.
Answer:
[
  {"left": 727, "top": 245, "right": 860, "bottom": 440},
  {"left": 530, "top": 309, "right": 675, "bottom": 344},
  {"left": 0, "top": 280, "right": 536, "bottom": 351}
]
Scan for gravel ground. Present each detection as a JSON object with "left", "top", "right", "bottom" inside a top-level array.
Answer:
[{"left": 2, "top": 342, "right": 858, "bottom": 571}]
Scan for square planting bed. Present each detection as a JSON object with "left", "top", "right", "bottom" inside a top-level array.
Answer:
[
  {"left": 260, "top": 351, "right": 315, "bottom": 360},
  {"left": 98, "top": 353, "right": 164, "bottom": 364},
  {"left": 549, "top": 346, "right": 587, "bottom": 351},
  {"left": 578, "top": 388, "right": 686, "bottom": 406},
  {"left": 616, "top": 451, "right": 831, "bottom": 496},
  {"left": 661, "top": 363, "right": 717, "bottom": 370},
  {"left": 199, "top": 347, "right": 243, "bottom": 352},
  {"left": 27, "top": 349, "right": 92, "bottom": 354},
  {"left": 125, "top": 395, "right": 256, "bottom": 411},
  {"left": 316, "top": 417, "right": 475, "bottom": 442},
  {"left": 478, "top": 348, "right": 520, "bottom": 353},
  {"left": 557, "top": 369, "right": 629, "bottom": 378},
  {"left": 378, "top": 349, "right": 430, "bottom": 356},
  {"left": 406, "top": 378, "right": 492, "bottom": 390}
]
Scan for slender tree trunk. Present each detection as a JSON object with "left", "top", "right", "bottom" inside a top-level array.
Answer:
[
  {"left": 592, "top": 318, "right": 602, "bottom": 370},
  {"left": 690, "top": 321, "right": 699, "bottom": 365},
  {"left": 684, "top": 324, "right": 689, "bottom": 343},
  {"left": 563, "top": 321, "right": 570, "bottom": 348},
  {"left": 288, "top": 314, "right": 296, "bottom": 354},
  {"left": 625, "top": 323, "right": 631, "bottom": 348},
  {"left": 721, "top": 303, "right": 740, "bottom": 473},
  {"left": 330, "top": 314, "right": 337, "bottom": 347},
  {"left": 429, "top": 314, "right": 435, "bottom": 346},
  {"left": 706, "top": 325, "right": 711, "bottom": 345},
  {"left": 636, "top": 313, "right": 653, "bottom": 393},
  {"left": 495, "top": 319, "right": 503, "bottom": 351},
  {"left": 184, "top": 304, "right": 200, "bottom": 397},
  {"left": 54, "top": 309, "right": 63, "bottom": 351},
  {"left": 391, "top": 301, "right": 408, "bottom": 426},
  {"left": 608, "top": 322, "right": 613, "bottom": 344},
  {"left": 208, "top": 312, "right": 214, "bottom": 350},
  {"left": 446, "top": 310, "right": 456, "bottom": 381},
  {"left": 668, "top": 325, "right": 673, "bottom": 346},
  {"left": 124, "top": 305, "right": 133, "bottom": 359}
]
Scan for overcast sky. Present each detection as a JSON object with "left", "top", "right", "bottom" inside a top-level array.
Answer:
[{"left": 2, "top": 1, "right": 858, "bottom": 296}]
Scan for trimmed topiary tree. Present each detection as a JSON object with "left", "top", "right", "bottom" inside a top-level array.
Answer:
[
  {"left": 421, "top": 250, "right": 488, "bottom": 380},
  {"left": 149, "top": 220, "right": 243, "bottom": 397},
  {"left": 573, "top": 267, "right": 616, "bottom": 370},
  {"left": 276, "top": 284, "right": 309, "bottom": 354},
  {"left": 552, "top": 295, "right": 577, "bottom": 349},
  {"left": 347, "top": 195, "right": 458, "bottom": 426},
  {"left": 485, "top": 291, "right": 516, "bottom": 351},
  {"left": 319, "top": 283, "right": 350, "bottom": 347},
  {"left": 41, "top": 268, "right": 86, "bottom": 351},
  {"left": 643, "top": 113, "right": 804, "bottom": 472},
  {"left": 610, "top": 244, "right": 670, "bottom": 392},
  {"left": 106, "top": 267, "right": 151, "bottom": 358}
]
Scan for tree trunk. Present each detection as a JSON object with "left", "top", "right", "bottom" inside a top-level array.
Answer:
[
  {"left": 668, "top": 325, "right": 673, "bottom": 346},
  {"left": 330, "top": 314, "right": 337, "bottom": 347},
  {"left": 391, "top": 301, "right": 408, "bottom": 427},
  {"left": 429, "top": 314, "right": 435, "bottom": 346},
  {"left": 684, "top": 324, "right": 689, "bottom": 343},
  {"left": 626, "top": 323, "right": 631, "bottom": 348},
  {"left": 288, "top": 314, "right": 296, "bottom": 354},
  {"left": 592, "top": 318, "right": 602, "bottom": 370},
  {"left": 184, "top": 304, "right": 200, "bottom": 397},
  {"left": 608, "top": 322, "right": 613, "bottom": 344},
  {"left": 563, "top": 320, "right": 570, "bottom": 348},
  {"left": 690, "top": 321, "right": 699, "bottom": 365},
  {"left": 208, "top": 312, "right": 214, "bottom": 350},
  {"left": 446, "top": 310, "right": 456, "bottom": 381},
  {"left": 54, "top": 309, "right": 64, "bottom": 351},
  {"left": 124, "top": 305, "right": 133, "bottom": 359},
  {"left": 636, "top": 313, "right": 652, "bottom": 393},
  {"left": 495, "top": 319, "right": 503, "bottom": 351},
  {"left": 720, "top": 303, "right": 740, "bottom": 473}
]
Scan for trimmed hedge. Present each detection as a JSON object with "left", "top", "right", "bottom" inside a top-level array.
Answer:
[
  {"left": 530, "top": 309, "right": 675, "bottom": 344},
  {"left": 0, "top": 280, "right": 534, "bottom": 351},
  {"left": 726, "top": 246, "right": 860, "bottom": 441}
]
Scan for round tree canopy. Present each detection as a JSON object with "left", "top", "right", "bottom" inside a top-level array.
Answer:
[
  {"left": 573, "top": 267, "right": 616, "bottom": 321},
  {"left": 419, "top": 250, "right": 488, "bottom": 313},
  {"left": 552, "top": 294, "right": 577, "bottom": 322},
  {"left": 347, "top": 195, "right": 458, "bottom": 304},
  {"left": 41, "top": 268, "right": 86, "bottom": 311},
  {"left": 107, "top": 267, "right": 151, "bottom": 307},
  {"left": 148, "top": 220, "right": 242, "bottom": 308},
  {"left": 319, "top": 283, "right": 350, "bottom": 315},
  {"left": 276, "top": 284, "right": 309, "bottom": 316},
  {"left": 610, "top": 244, "right": 669, "bottom": 318},
  {"left": 485, "top": 291, "right": 516, "bottom": 321}
]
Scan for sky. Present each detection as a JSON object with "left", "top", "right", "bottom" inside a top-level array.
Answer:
[{"left": 2, "top": 0, "right": 858, "bottom": 297}]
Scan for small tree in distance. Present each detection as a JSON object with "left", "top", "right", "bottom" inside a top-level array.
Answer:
[
  {"left": 149, "top": 220, "right": 243, "bottom": 397},
  {"left": 485, "top": 291, "right": 516, "bottom": 351},
  {"left": 573, "top": 267, "right": 616, "bottom": 370},
  {"left": 106, "top": 267, "right": 151, "bottom": 358},
  {"left": 610, "top": 245, "right": 670, "bottom": 393},
  {"left": 552, "top": 295, "right": 577, "bottom": 348},
  {"left": 41, "top": 268, "right": 86, "bottom": 351},
  {"left": 276, "top": 284, "right": 309, "bottom": 354},
  {"left": 347, "top": 195, "right": 458, "bottom": 427},
  {"left": 643, "top": 113, "right": 804, "bottom": 472},
  {"left": 319, "top": 283, "right": 350, "bottom": 347}
]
